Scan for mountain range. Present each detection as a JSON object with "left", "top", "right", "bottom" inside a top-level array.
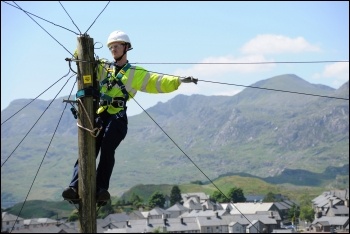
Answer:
[{"left": 1, "top": 74, "right": 349, "bottom": 207}]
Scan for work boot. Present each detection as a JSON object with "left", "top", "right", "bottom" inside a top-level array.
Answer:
[
  {"left": 96, "top": 188, "right": 110, "bottom": 201},
  {"left": 62, "top": 187, "right": 79, "bottom": 200}
]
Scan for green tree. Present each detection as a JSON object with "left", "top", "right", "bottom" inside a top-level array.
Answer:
[
  {"left": 149, "top": 191, "right": 165, "bottom": 208},
  {"left": 170, "top": 186, "right": 182, "bottom": 206},
  {"left": 129, "top": 193, "right": 143, "bottom": 207},
  {"left": 115, "top": 199, "right": 127, "bottom": 206},
  {"left": 227, "top": 187, "right": 246, "bottom": 203},
  {"left": 299, "top": 205, "right": 315, "bottom": 223},
  {"left": 298, "top": 195, "right": 315, "bottom": 223},
  {"left": 211, "top": 190, "right": 230, "bottom": 203},
  {"left": 288, "top": 204, "right": 300, "bottom": 224}
]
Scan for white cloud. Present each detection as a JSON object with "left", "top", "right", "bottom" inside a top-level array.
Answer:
[
  {"left": 312, "top": 62, "right": 349, "bottom": 88},
  {"left": 322, "top": 62, "right": 349, "bottom": 80},
  {"left": 240, "top": 34, "right": 321, "bottom": 55},
  {"left": 173, "top": 54, "right": 276, "bottom": 79}
]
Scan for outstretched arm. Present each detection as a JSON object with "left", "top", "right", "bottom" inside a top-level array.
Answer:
[{"left": 130, "top": 67, "right": 198, "bottom": 94}]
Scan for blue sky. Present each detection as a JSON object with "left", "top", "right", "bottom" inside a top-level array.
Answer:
[{"left": 1, "top": 1, "right": 349, "bottom": 116}]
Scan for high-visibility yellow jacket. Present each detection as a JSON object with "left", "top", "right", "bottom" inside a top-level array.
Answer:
[{"left": 96, "top": 60, "right": 181, "bottom": 115}]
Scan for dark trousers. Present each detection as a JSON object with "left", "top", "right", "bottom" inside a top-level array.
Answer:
[{"left": 69, "top": 112, "right": 128, "bottom": 191}]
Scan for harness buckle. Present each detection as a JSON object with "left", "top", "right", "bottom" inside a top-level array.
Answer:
[
  {"left": 99, "top": 99, "right": 106, "bottom": 106},
  {"left": 99, "top": 98, "right": 125, "bottom": 108},
  {"left": 112, "top": 99, "right": 125, "bottom": 108}
]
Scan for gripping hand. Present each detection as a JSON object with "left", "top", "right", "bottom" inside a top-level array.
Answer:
[
  {"left": 73, "top": 49, "right": 78, "bottom": 59},
  {"left": 181, "top": 76, "right": 198, "bottom": 84}
]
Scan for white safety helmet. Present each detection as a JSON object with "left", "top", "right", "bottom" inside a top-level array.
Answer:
[{"left": 107, "top": 30, "right": 133, "bottom": 51}]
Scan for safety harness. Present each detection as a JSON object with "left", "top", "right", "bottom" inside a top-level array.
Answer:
[{"left": 99, "top": 62, "right": 131, "bottom": 109}]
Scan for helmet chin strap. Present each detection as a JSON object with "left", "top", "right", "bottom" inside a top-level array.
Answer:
[{"left": 114, "top": 46, "right": 128, "bottom": 63}]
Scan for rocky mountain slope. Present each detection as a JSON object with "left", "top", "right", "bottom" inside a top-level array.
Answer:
[{"left": 1, "top": 74, "right": 348, "bottom": 205}]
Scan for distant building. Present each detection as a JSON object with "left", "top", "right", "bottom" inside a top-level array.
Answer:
[
  {"left": 1, "top": 212, "right": 24, "bottom": 232},
  {"left": 2, "top": 191, "right": 318, "bottom": 233},
  {"left": 166, "top": 202, "right": 189, "bottom": 218},
  {"left": 310, "top": 188, "right": 349, "bottom": 233},
  {"left": 181, "top": 192, "right": 209, "bottom": 203}
]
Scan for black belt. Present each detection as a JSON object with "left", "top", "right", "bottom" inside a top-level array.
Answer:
[
  {"left": 98, "top": 109, "right": 127, "bottom": 124},
  {"left": 99, "top": 98, "right": 126, "bottom": 108}
]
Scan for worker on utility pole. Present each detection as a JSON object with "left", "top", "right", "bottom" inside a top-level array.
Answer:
[{"left": 62, "top": 30, "right": 198, "bottom": 202}]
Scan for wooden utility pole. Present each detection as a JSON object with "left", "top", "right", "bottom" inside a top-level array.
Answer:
[{"left": 76, "top": 34, "right": 96, "bottom": 233}]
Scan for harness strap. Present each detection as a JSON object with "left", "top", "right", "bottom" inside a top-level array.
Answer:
[
  {"left": 99, "top": 63, "right": 130, "bottom": 87},
  {"left": 113, "top": 63, "right": 131, "bottom": 100},
  {"left": 100, "top": 63, "right": 131, "bottom": 101}
]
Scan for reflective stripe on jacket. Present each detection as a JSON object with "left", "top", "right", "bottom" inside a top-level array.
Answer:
[{"left": 96, "top": 60, "right": 181, "bottom": 115}]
